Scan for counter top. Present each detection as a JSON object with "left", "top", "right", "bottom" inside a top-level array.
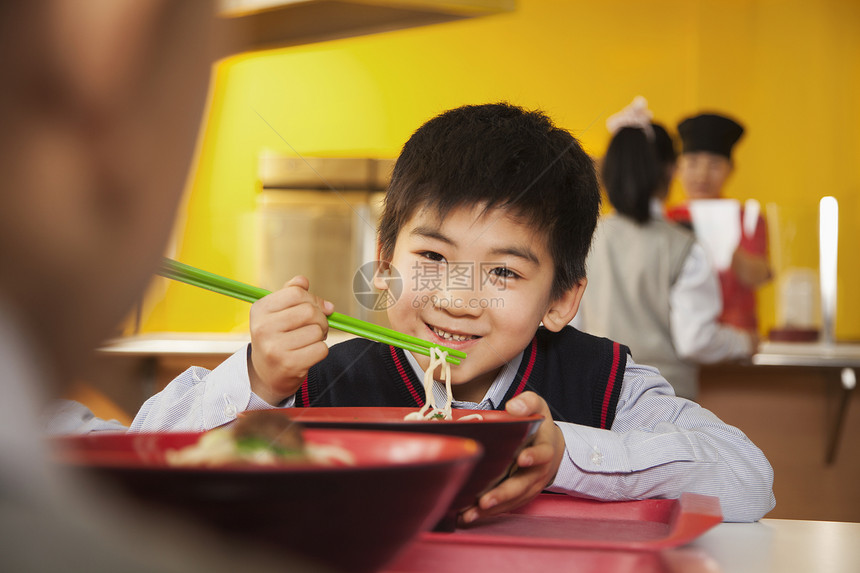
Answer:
[
  {"left": 753, "top": 341, "right": 860, "bottom": 368},
  {"left": 97, "top": 331, "right": 356, "bottom": 356}
]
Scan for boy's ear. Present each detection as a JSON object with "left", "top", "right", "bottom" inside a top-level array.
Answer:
[
  {"left": 372, "top": 242, "right": 391, "bottom": 290},
  {"left": 373, "top": 262, "right": 392, "bottom": 291},
  {"left": 541, "top": 278, "right": 587, "bottom": 332}
]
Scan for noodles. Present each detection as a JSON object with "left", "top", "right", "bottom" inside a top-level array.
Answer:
[{"left": 403, "top": 347, "right": 484, "bottom": 422}]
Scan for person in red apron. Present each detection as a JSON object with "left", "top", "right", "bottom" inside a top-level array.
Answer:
[{"left": 667, "top": 113, "right": 771, "bottom": 331}]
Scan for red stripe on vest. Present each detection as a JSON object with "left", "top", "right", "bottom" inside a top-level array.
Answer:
[
  {"left": 390, "top": 345, "right": 423, "bottom": 406},
  {"left": 299, "top": 376, "right": 309, "bottom": 407},
  {"left": 600, "top": 342, "right": 621, "bottom": 429},
  {"left": 512, "top": 336, "right": 538, "bottom": 397}
]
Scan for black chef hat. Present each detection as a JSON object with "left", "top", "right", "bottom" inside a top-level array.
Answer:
[{"left": 677, "top": 113, "right": 744, "bottom": 159}]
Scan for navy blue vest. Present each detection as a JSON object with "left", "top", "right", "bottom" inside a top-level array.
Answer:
[{"left": 297, "top": 326, "right": 628, "bottom": 429}]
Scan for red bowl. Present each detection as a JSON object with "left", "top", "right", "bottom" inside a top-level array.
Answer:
[
  {"left": 273, "top": 407, "right": 543, "bottom": 530},
  {"left": 53, "top": 428, "right": 480, "bottom": 573}
]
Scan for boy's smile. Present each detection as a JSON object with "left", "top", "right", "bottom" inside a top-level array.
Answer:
[
  {"left": 377, "top": 203, "right": 582, "bottom": 403},
  {"left": 428, "top": 323, "right": 479, "bottom": 343}
]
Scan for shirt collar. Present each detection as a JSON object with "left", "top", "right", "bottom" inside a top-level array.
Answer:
[
  {"left": 650, "top": 198, "right": 666, "bottom": 220},
  {"left": 403, "top": 350, "right": 524, "bottom": 410}
]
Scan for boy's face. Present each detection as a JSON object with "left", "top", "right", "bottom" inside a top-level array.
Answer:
[
  {"left": 378, "top": 204, "right": 581, "bottom": 402},
  {"left": 678, "top": 151, "right": 733, "bottom": 199}
]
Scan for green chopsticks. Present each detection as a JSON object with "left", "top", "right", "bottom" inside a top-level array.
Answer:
[{"left": 157, "top": 258, "right": 466, "bottom": 365}]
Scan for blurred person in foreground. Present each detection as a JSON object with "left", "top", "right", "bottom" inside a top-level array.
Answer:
[
  {"left": 0, "top": 2, "right": 321, "bottom": 571},
  {"left": 574, "top": 97, "right": 756, "bottom": 400}
]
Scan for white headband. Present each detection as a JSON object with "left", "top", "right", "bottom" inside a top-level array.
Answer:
[{"left": 606, "top": 96, "right": 654, "bottom": 139}]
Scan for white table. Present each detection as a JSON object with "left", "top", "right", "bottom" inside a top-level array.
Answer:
[{"left": 682, "top": 518, "right": 860, "bottom": 573}]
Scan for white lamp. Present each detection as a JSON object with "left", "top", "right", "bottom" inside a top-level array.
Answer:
[{"left": 819, "top": 196, "right": 838, "bottom": 345}]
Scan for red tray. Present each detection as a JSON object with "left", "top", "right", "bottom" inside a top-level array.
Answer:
[
  {"left": 384, "top": 493, "right": 722, "bottom": 572},
  {"left": 386, "top": 543, "right": 716, "bottom": 573}
]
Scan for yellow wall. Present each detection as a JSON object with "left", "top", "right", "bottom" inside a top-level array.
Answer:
[{"left": 139, "top": 0, "right": 860, "bottom": 340}]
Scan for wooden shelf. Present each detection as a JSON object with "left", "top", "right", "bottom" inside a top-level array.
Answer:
[{"left": 217, "top": 0, "right": 515, "bottom": 52}]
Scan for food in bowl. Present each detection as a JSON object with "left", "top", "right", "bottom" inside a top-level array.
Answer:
[
  {"left": 54, "top": 426, "right": 480, "bottom": 572},
  {"left": 166, "top": 410, "right": 353, "bottom": 467}
]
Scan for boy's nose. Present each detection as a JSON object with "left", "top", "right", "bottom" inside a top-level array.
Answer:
[{"left": 432, "top": 287, "right": 483, "bottom": 317}]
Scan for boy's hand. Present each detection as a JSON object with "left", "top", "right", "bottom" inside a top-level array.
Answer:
[
  {"left": 459, "top": 391, "right": 565, "bottom": 525},
  {"left": 248, "top": 276, "right": 334, "bottom": 405}
]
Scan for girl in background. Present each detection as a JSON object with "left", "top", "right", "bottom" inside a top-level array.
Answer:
[{"left": 574, "top": 98, "right": 755, "bottom": 399}]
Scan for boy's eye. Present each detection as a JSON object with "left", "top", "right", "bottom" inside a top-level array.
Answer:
[
  {"left": 419, "top": 251, "right": 447, "bottom": 263},
  {"left": 489, "top": 266, "right": 519, "bottom": 280}
]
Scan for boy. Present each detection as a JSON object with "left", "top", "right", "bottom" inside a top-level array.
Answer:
[{"left": 133, "top": 103, "right": 775, "bottom": 524}]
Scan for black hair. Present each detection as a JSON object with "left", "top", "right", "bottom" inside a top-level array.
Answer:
[
  {"left": 378, "top": 102, "right": 600, "bottom": 301},
  {"left": 652, "top": 122, "right": 677, "bottom": 189},
  {"left": 601, "top": 123, "right": 676, "bottom": 224}
]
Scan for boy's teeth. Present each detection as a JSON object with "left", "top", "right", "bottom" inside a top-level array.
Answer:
[{"left": 432, "top": 326, "right": 475, "bottom": 342}]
